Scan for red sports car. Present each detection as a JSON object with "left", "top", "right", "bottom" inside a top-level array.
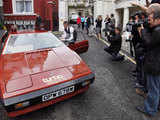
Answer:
[{"left": 0, "top": 30, "right": 95, "bottom": 117}]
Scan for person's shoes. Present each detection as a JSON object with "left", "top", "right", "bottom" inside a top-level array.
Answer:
[
  {"left": 132, "top": 73, "right": 137, "bottom": 77},
  {"left": 136, "top": 106, "right": 152, "bottom": 116},
  {"left": 111, "top": 55, "right": 125, "bottom": 61},
  {"left": 135, "top": 83, "right": 144, "bottom": 88},
  {"left": 157, "top": 102, "right": 160, "bottom": 110},
  {"left": 119, "top": 55, "right": 125, "bottom": 61},
  {"left": 132, "top": 70, "right": 137, "bottom": 73},
  {"left": 104, "top": 47, "right": 109, "bottom": 52},
  {"left": 135, "top": 88, "right": 147, "bottom": 98}
]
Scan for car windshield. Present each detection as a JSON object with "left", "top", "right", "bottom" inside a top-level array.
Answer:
[{"left": 3, "top": 32, "right": 63, "bottom": 54}]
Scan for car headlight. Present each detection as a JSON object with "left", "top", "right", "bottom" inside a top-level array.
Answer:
[{"left": 14, "top": 101, "right": 30, "bottom": 110}]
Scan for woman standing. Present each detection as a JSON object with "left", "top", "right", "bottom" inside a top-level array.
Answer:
[
  {"left": 77, "top": 16, "right": 81, "bottom": 29},
  {"left": 86, "top": 16, "right": 91, "bottom": 35},
  {"left": 104, "top": 15, "right": 111, "bottom": 37},
  {"left": 81, "top": 16, "right": 85, "bottom": 30},
  {"left": 95, "top": 15, "right": 103, "bottom": 40}
]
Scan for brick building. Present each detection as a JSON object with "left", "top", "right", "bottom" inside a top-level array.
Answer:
[{"left": 3, "top": 0, "right": 58, "bottom": 31}]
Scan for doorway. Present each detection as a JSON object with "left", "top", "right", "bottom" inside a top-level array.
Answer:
[{"left": 52, "top": 10, "right": 59, "bottom": 31}]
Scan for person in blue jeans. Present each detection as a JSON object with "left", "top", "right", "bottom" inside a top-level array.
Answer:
[{"left": 136, "top": 4, "right": 160, "bottom": 116}]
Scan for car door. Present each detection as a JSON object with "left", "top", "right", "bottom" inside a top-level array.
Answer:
[{"left": 68, "top": 40, "right": 89, "bottom": 54}]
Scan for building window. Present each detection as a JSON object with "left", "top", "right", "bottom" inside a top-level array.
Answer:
[{"left": 13, "top": 0, "right": 34, "bottom": 14}]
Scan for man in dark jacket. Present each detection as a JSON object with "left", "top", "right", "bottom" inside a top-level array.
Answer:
[
  {"left": 86, "top": 16, "right": 91, "bottom": 35},
  {"left": 104, "top": 27, "right": 124, "bottom": 61},
  {"left": 35, "top": 14, "right": 42, "bottom": 30},
  {"left": 136, "top": 4, "right": 160, "bottom": 116}
]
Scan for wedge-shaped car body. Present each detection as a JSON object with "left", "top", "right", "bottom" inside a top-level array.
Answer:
[{"left": 0, "top": 31, "right": 95, "bottom": 117}]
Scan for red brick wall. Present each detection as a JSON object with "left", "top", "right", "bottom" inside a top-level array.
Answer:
[
  {"left": 3, "top": 0, "right": 59, "bottom": 30},
  {"left": 3, "top": 0, "right": 13, "bottom": 14}
]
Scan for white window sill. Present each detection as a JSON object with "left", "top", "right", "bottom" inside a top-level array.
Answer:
[{"left": 4, "top": 13, "right": 37, "bottom": 16}]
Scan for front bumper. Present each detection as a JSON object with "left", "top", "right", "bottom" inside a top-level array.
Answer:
[{"left": 3, "top": 73, "right": 95, "bottom": 117}]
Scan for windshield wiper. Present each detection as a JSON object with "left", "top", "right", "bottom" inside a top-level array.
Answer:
[{"left": 36, "top": 46, "right": 55, "bottom": 51}]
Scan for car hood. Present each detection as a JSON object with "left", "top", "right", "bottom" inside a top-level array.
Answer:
[{"left": 0, "top": 46, "right": 82, "bottom": 95}]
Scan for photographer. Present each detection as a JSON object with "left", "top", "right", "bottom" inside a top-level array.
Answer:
[
  {"left": 131, "top": 12, "right": 146, "bottom": 92},
  {"left": 104, "top": 27, "right": 124, "bottom": 61},
  {"left": 136, "top": 4, "right": 160, "bottom": 116}
]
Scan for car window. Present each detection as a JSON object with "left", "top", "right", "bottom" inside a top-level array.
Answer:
[{"left": 3, "top": 32, "right": 64, "bottom": 54}]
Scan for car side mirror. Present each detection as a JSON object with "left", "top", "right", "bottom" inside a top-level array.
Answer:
[{"left": 68, "top": 40, "right": 89, "bottom": 54}]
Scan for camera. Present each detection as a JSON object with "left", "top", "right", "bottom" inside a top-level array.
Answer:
[{"left": 132, "top": 11, "right": 150, "bottom": 29}]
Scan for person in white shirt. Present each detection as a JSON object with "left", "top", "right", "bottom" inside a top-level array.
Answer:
[{"left": 62, "top": 21, "right": 75, "bottom": 43}]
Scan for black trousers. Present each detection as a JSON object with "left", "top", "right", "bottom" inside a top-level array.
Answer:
[
  {"left": 136, "top": 55, "right": 147, "bottom": 90},
  {"left": 104, "top": 46, "right": 124, "bottom": 61},
  {"left": 81, "top": 22, "right": 84, "bottom": 30}
]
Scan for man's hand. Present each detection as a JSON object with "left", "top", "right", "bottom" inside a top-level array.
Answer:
[
  {"left": 60, "top": 37, "right": 65, "bottom": 41},
  {"left": 137, "top": 25, "right": 144, "bottom": 37},
  {"left": 130, "top": 2, "right": 148, "bottom": 11}
]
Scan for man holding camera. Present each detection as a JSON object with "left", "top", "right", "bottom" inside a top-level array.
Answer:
[
  {"left": 104, "top": 27, "right": 124, "bottom": 61},
  {"left": 136, "top": 4, "right": 160, "bottom": 116},
  {"left": 129, "top": 12, "right": 147, "bottom": 92}
]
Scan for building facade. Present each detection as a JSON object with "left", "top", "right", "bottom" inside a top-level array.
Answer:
[
  {"left": 94, "top": 0, "right": 151, "bottom": 30},
  {"left": 3, "top": 0, "right": 58, "bottom": 31},
  {"left": 68, "top": 0, "right": 92, "bottom": 17},
  {"left": 58, "top": 0, "right": 94, "bottom": 31}
]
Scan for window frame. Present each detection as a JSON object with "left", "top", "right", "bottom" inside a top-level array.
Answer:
[{"left": 12, "top": 0, "right": 34, "bottom": 15}]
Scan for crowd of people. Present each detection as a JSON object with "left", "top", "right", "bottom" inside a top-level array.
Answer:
[
  {"left": 93, "top": 1, "right": 160, "bottom": 117},
  {"left": 64, "top": 0, "right": 160, "bottom": 117},
  {"left": 76, "top": 15, "right": 94, "bottom": 34},
  {"left": 125, "top": 0, "right": 160, "bottom": 117},
  {"left": 67, "top": 13, "right": 123, "bottom": 61}
]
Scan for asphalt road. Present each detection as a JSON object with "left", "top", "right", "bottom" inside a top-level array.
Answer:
[{"left": 1, "top": 30, "right": 160, "bottom": 120}]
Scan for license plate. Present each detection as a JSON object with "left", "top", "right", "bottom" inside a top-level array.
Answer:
[{"left": 42, "top": 86, "right": 75, "bottom": 102}]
